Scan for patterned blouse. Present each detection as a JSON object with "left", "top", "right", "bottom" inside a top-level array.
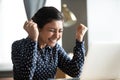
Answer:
[{"left": 11, "top": 37, "right": 85, "bottom": 80}]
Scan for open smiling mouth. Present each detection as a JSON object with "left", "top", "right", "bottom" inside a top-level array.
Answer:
[{"left": 48, "top": 38, "right": 57, "bottom": 43}]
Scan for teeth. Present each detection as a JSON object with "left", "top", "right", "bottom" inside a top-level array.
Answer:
[
  {"left": 51, "top": 40, "right": 56, "bottom": 43},
  {"left": 49, "top": 38, "right": 56, "bottom": 43}
]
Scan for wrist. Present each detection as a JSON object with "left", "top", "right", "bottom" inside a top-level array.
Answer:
[
  {"left": 28, "top": 35, "right": 38, "bottom": 42},
  {"left": 76, "top": 34, "right": 83, "bottom": 42}
]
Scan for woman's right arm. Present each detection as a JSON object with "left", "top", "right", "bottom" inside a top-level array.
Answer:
[{"left": 11, "top": 38, "right": 38, "bottom": 80}]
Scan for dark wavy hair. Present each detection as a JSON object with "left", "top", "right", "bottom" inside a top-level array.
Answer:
[{"left": 32, "top": 6, "right": 64, "bottom": 29}]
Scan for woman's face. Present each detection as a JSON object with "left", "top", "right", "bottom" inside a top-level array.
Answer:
[{"left": 38, "top": 20, "right": 63, "bottom": 48}]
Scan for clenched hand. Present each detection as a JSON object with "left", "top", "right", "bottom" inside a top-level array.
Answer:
[
  {"left": 23, "top": 20, "right": 39, "bottom": 41},
  {"left": 76, "top": 24, "right": 88, "bottom": 42}
]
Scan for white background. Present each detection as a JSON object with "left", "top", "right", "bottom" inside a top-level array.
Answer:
[
  {"left": 0, "top": 0, "right": 61, "bottom": 71},
  {"left": 81, "top": 0, "right": 120, "bottom": 79}
]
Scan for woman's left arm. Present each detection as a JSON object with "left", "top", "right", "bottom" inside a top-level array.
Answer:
[
  {"left": 58, "top": 41, "right": 85, "bottom": 77},
  {"left": 58, "top": 24, "right": 88, "bottom": 77}
]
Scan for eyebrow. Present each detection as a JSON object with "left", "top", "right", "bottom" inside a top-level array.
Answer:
[{"left": 48, "top": 27, "right": 63, "bottom": 30}]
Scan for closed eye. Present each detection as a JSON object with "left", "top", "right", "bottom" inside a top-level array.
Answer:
[
  {"left": 49, "top": 29, "right": 56, "bottom": 32},
  {"left": 48, "top": 28, "right": 63, "bottom": 33},
  {"left": 59, "top": 29, "right": 63, "bottom": 33}
]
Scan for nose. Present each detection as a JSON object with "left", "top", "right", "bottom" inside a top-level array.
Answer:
[{"left": 54, "top": 31, "right": 61, "bottom": 39}]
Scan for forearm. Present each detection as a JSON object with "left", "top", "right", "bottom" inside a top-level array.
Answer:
[
  {"left": 58, "top": 41, "right": 85, "bottom": 77},
  {"left": 68, "top": 41, "right": 85, "bottom": 77}
]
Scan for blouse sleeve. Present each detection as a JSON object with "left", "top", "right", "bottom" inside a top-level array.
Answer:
[
  {"left": 57, "top": 40, "right": 86, "bottom": 77},
  {"left": 11, "top": 37, "right": 38, "bottom": 80}
]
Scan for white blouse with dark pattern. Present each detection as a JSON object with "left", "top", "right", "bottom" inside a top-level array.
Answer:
[{"left": 11, "top": 37, "right": 85, "bottom": 80}]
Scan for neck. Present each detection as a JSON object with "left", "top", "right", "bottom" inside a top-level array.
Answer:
[
  {"left": 38, "top": 39, "right": 46, "bottom": 49},
  {"left": 39, "top": 43, "right": 46, "bottom": 49}
]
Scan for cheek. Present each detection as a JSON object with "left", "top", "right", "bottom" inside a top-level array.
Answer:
[
  {"left": 45, "top": 32, "right": 54, "bottom": 39},
  {"left": 48, "top": 32, "right": 54, "bottom": 36},
  {"left": 39, "top": 32, "right": 50, "bottom": 40}
]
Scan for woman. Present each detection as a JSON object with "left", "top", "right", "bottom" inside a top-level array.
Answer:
[{"left": 11, "top": 6, "right": 88, "bottom": 80}]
